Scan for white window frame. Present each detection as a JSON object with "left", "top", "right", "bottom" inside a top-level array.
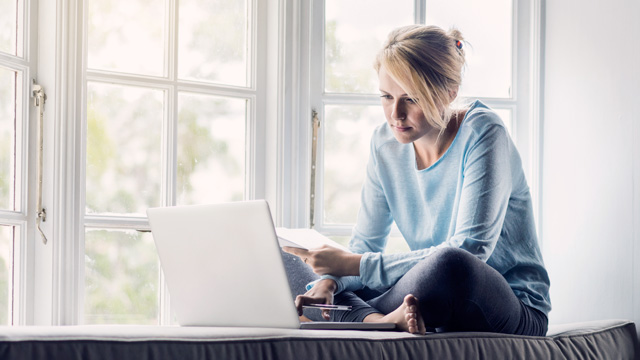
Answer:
[
  {"left": 30, "top": 0, "right": 291, "bottom": 326},
  {"left": 293, "top": 0, "right": 544, "bottom": 243},
  {"left": 23, "top": 0, "right": 541, "bottom": 325},
  {"left": 79, "top": 0, "right": 261, "bottom": 325},
  {"left": 0, "top": 0, "right": 39, "bottom": 326}
]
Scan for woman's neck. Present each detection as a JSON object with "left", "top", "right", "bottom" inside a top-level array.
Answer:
[{"left": 413, "top": 109, "right": 466, "bottom": 170}]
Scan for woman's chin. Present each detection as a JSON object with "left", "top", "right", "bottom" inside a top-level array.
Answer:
[{"left": 392, "top": 133, "right": 415, "bottom": 144}]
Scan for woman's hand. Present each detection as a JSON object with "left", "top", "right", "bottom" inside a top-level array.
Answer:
[
  {"left": 283, "top": 245, "right": 362, "bottom": 277},
  {"left": 294, "top": 279, "right": 337, "bottom": 320}
]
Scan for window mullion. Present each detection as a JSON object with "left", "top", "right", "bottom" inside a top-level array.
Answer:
[
  {"left": 166, "top": 0, "right": 178, "bottom": 209},
  {"left": 13, "top": 222, "right": 26, "bottom": 325},
  {"left": 73, "top": 0, "right": 88, "bottom": 326},
  {"left": 323, "top": 93, "right": 380, "bottom": 106},
  {"left": 84, "top": 215, "right": 150, "bottom": 230},
  {"left": 527, "top": 0, "right": 543, "bottom": 242},
  {"left": 157, "top": 0, "right": 178, "bottom": 327},
  {"left": 167, "top": 0, "right": 176, "bottom": 81},
  {"left": 165, "top": 88, "right": 176, "bottom": 208},
  {"left": 415, "top": 0, "right": 426, "bottom": 24},
  {"left": 16, "top": 69, "right": 27, "bottom": 217},
  {"left": 246, "top": 0, "right": 258, "bottom": 201},
  {"left": 0, "top": 53, "right": 29, "bottom": 69},
  {"left": 309, "top": 0, "right": 325, "bottom": 230}
]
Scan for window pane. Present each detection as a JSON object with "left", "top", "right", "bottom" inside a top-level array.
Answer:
[
  {"left": 324, "top": 105, "right": 383, "bottom": 224},
  {"left": 325, "top": 0, "right": 413, "bottom": 94},
  {"left": 426, "top": 0, "right": 512, "bottom": 98},
  {"left": 0, "top": 0, "right": 21, "bottom": 56},
  {"left": 0, "top": 225, "right": 14, "bottom": 325},
  {"left": 0, "top": 67, "right": 17, "bottom": 211},
  {"left": 88, "top": 0, "right": 166, "bottom": 76},
  {"left": 84, "top": 229, "right": 159, "bottom": 324},
  {"left": 86, "top": 82, "right": 163, "bottom": 215},
  {"left": 493, "top": 108, "right": 513, "bottom": 135},
  {"left": 179, "top": 0, "right": 248, "bottom": 86},
  {"left": 177, "top": 93, "right": 246, "bottom": 205}
]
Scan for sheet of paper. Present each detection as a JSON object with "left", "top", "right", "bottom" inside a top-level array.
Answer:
[{"left": 275, "top": 228, "right": 350, "bottom": 252}]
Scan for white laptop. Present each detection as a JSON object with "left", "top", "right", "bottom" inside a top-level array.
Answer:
[{"left": 146, "top": 200, "right": 394, "bottom": 330}]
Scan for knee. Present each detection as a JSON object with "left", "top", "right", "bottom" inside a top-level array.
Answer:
[
  {"left": 431, "top": 247, "right": 471, "bottom": 266},
  {"left": 425, "top": 247, "right": 477, "bottom": 285}
]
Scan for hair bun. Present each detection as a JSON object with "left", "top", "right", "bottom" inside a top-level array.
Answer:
[{"left": 448, "top": 28, "right": 464, "bottom": 42}]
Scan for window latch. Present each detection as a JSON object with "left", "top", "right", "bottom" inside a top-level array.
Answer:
[
  {"left": 310, "top": 109, "right": 320, "bottom": 228},
  {"left": 32, "top": 81, "right": 48, "bottom": 245}
]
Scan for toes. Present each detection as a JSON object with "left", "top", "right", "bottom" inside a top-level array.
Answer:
[
  {"left": 407, "top": 321, "right": 418, "bottom": 334},
  {"left": 404, "top": 294, "right": 418, "bottom": 306},
  {"left": 403, "top": 294, "right": 424, "bottom": 335}
]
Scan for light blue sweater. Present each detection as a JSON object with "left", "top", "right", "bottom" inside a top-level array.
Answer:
[{"left": 321, "top": 100, "right": 551, "bottom": 315}]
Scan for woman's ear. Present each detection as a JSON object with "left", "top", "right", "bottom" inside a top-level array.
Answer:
[{"left": 448, "top": 88, "right": 458, "bottom": 102}]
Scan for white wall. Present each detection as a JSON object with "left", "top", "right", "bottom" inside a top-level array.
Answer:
[{"left": 542, "top": 0, "right": 640, "bottom": 334}]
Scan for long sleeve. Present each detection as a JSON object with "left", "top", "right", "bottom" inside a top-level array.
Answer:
[
  {"left": 317, "top": 101, "right": 549, "bottom": 316},
  {"left": 359, "top": 123, "right": 513, "bottom": 290}
]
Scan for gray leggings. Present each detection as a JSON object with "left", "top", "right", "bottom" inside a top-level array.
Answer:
[{"left": 282, "top": 247, "right": 548, "bottom": 336}]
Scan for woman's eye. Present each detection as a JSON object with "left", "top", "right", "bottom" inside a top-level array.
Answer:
[
  {"left": 380, "top": 95, "right": 392, "bottom": 100},
  {"left": 405, "top": 98, "right": 417, "bottom": 104}
]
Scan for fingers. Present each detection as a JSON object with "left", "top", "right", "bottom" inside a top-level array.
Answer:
[
  {"left": 295, "top": 299, "right": 332, "bottom": 320},
  {"left": 294, "top": 295, "right": 316, "bottom": 316},
  {"left": 294, "top": 295, "right": 326, "bottom": 316},
  {"left": 295, "top": 289, "right": 335, "bottom": 319},
  {"left": 294, "top": 295, "right": 304, "bottom": 316},
  {"left": 283, "top": 247, "right": 320, "bottom": 272},
  {"left": 282, "top": 246, "right": 306, "bottom": 256},
  {"left": 283, "top": 247, "right": 311, "bottom": 260}
]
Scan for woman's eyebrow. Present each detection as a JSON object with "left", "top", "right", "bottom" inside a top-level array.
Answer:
[{"left": 379, "top": 89, "right": 410, "bottom": 97}]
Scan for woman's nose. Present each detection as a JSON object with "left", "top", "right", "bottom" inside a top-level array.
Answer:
[{"left": 391, "top": 101, "right": 406, "bottom": 120}]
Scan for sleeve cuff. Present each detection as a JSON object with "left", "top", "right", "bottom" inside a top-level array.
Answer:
[
  {"left": 305, "top": 274, "right": 364, "bottom": 295},
  {"left": 305, "top": 279, "right": 321, "bottom": 291},
  {"left": 306, "top": 275, "right": 344, "bottom": 293},
  {"left": 358, "top": 251, "right": 380, "bottom": 288}
]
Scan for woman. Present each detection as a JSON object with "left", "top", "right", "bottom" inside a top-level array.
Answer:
[{"left": 284, "top": 24, "right": 550, "bottom": 336}]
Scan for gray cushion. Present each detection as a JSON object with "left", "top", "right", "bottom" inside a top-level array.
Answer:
[{"left": 0, "top": 319, "right": 637, "bottom": 359}]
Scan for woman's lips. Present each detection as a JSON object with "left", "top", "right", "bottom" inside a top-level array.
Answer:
[{"left": 394, "top": 126, "right": 412, "bottom": 132}]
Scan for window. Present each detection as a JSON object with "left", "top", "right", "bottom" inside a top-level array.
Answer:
[
  {"left": 81, "top": 0, "right": 257, "bottom": 325},
  {"left": 20, "top": 0, "right": 540, "bottom": 325},
  {"left": 0, "top": 0, "right": 31, "bottom": 325},
  {"left": 307, "top": 0, "right": 541, "bottom": 249}
]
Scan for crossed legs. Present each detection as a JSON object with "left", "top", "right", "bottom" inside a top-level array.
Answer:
[{"left": 282, "top": 247, "right": 547, "bottom": 335}]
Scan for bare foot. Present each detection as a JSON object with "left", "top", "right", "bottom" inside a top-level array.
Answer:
[{"left": 365, "top": 294, "right": 426, "bottom": 334}]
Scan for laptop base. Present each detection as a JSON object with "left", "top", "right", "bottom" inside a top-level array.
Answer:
[{"left": 300, "top": 322, "right": 396, "bottom": 331}]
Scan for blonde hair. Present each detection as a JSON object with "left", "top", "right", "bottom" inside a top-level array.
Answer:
[{"left": 374, "top": 25, "right": 466, "bottom": 134}]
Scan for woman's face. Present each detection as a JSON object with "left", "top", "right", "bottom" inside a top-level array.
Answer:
[{"left": 378, "top": 66, "right": 437, "bottom": 144}]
